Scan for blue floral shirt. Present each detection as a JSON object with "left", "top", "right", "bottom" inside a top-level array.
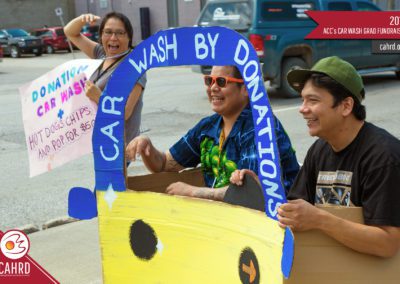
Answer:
[{"left": 169, "top": 105, "right": 299, "bottom": 192}]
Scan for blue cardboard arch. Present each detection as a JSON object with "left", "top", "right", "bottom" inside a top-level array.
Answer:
[
  {"left": 90, "top": 26, "right": 293, "bottom": 279},
  {"left": 92, "top": 26, "right": 287, "bottom": 220}
]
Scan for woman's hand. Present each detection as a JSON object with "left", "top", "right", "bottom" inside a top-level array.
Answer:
[
  {"left": 84, "top": 80, "right": 101, "bottom": 104},
  {"left": 80, "top": 14, "right": 101, "bottom": 25}
]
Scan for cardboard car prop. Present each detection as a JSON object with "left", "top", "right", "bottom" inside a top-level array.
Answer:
[{"left": 68, "top": 27, "right": 400, "bottom": 283}]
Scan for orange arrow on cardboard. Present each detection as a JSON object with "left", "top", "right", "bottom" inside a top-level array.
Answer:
[{"left": 242, "top": 259, "right": 256, "bottom": 283}]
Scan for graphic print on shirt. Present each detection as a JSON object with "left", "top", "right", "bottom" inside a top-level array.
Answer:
[
  {"left": 200, "top": 137, "right": 237, "bottom": 188},
  {"left": 315, "top": 170, "right": 354, "bottom": 206}
]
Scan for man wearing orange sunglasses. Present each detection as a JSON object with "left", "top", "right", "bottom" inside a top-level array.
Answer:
[{"left": 126, "top": 65, "right": 299, "bottom": 201}]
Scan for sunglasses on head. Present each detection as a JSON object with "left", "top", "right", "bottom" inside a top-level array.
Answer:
[{"left": 204, "top": 75, "right": 244, "bottom": 88}]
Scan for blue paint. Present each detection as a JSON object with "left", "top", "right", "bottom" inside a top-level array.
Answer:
[
  {"left": 92, "top": 27, "right": 287, "bottom": 219},
  {"left": 57, "top": 108, "right": 64, "bottom": 119},
  {"left": 68, "top": 187, "right": 98, "bottom": 219},
  {"left": 281, "top": 227, "right": 295, "bottom": 279}
]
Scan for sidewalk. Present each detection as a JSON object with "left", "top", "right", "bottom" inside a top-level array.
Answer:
[{"left": 28, "top": 219, "right": 102, "bottom": 284}]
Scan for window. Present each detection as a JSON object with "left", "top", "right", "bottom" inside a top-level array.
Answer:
[
  {"left": 261, "top": 2, "right": 314, "bottom": 21},
  {"left": 55, "top": 29, "right": 65, "bottom": 36},
  {"left": 356, "top": 2, "right": 380, "bottom": 11},
  {"left": 198, "top": 2, "right": 252, "bottom": 28},
  {"left": 36, "top": 30, "right": 53, "bottom": 37},
  {"left": 328, "top": 2, "right": 352, "bottom": 11},
  {"left": 99, "top": 0, "right": 108, "bottom": 9}
]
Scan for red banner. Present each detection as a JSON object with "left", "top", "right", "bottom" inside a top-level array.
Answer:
[
  {"left": 0, "top": 230, "right": 59, "bottom": 284},
  {"left": 306, "top": 11, "right": 400, "bottom": 39}
]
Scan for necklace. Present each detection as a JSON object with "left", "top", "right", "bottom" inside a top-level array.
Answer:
[
  {"left": 93, "top": 49, "right": 131, "bottom": 84},
  {"left": 93, "top": 59, "right": 122, "bottom": 84},
  {"left": 101, "top": 48, "right": 131, "bottom": 60}
]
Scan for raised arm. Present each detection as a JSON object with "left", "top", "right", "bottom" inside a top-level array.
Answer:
[{"left": 64, "top": 14, "right": 100, "bottom": 58}]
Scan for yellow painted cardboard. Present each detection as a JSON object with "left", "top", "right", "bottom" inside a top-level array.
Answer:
[
  {"left": 97, "top": 170, "right": 400, "bottom": 283},
  {"left": 97, "top": 190, "right": 287, "bottom": 284}
]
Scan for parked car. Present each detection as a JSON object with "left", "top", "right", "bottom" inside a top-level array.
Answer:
[
  {"left": 0, "top": 35, "right": 6, "bottom": 62},
  {"left": 194, "top": 0, "right": 400, "bottom": 97},
  {"left": 81, "top": 25, "right": 99, "bottom": 42},
  {"left": 31, "top": 26, "right": 71, "bottom": 54},
  {"left": 0, "top": 28, "right": 43, "bottom": 58}
]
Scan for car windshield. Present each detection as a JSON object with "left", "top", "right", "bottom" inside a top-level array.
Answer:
[
  {"left": 198, "top": 1, "right": 252, "bottom": 29},
  {"left": 261, "top": 1, "right": 314, "bottom": 21},
  {"left": 6, "top": 29, "right": 30, "bottom": 37},
  {"left": 82, "top": 25, "right": 99, "bottom": 33},
  {"left": 34, "top": 30, "right": 50, "bottom": 36}
]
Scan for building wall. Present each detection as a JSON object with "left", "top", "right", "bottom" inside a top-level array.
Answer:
[
  {"left": 73, "top": 0, "right": 202, "bottom": 45},
  {"left": 178, "top": 0, "right": 202, "bottom": 27},
  {"left": 130, "top": 0, "right": 169, "bottom": 44},
  {"left": 0, "top": 0, "right": 219, "bottom": 45},
  {"left": 0, "top": 0, "right": 75, "bottom": 30}
]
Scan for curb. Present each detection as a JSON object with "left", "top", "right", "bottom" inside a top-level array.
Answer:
[
  {"left": 17, "top": 216, "right": 79, "bottom": 235},
  {"left": 17, "top": 224, "right": 40, "bottom": 234},
  {"left": 42, "top": 216, "right": 79, "bottom": 230}
]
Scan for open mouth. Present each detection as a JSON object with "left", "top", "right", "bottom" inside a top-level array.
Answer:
[
  {"left": 305, "top": 118, "right": 318, "bottom": 126},
  {"left": 107, "top": 44, "right": 120, "bottom": 52},
  {"left": 211, "top": 96, "right": 224, "bottom": 104}
]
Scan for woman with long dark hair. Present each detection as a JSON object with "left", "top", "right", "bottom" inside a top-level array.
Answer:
[{"left": 64, "top": 12, "right": 147, "bottom": 144}]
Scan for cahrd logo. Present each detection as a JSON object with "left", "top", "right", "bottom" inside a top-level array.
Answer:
[
  {"left": 0, "top": 230, "right": 30, "bottom": 260},
  {"left": 0, "top": 230, "right": 59, "bottom": 283}
]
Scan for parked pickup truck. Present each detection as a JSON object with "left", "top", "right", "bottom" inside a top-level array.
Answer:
[
  {"left": 194, "top": 0, "right": 400, "bottom": 97},
  {"left": 0, "top": 28, "right": 43, "bottom": 58}
]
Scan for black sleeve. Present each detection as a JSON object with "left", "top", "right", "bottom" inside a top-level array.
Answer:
[{"left": 361, "top": 165, "right": 400, "bottom": 227}]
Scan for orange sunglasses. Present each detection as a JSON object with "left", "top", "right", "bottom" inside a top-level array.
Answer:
[{"left": 204, "top": 75, "right": 244, "bottom": 88}]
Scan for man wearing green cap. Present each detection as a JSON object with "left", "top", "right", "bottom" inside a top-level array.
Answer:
[{"left": 277, "top": 56, "right": 400, "bottom": 258}]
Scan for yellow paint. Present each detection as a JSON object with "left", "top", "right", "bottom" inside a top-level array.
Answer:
[{"left": 97, "top": 191, "right": 286, "bottom": 283}]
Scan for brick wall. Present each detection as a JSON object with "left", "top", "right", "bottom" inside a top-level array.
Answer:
[{"left": 0, "top": 0, "right": 75, "bottom": 30}]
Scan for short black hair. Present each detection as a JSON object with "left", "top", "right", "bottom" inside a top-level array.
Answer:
[
  {"left": 231, "top": 66, "right": 244, "bottom": 87},
  {"left": 306, "top": 74, "right": 366, "bottom": 121},
  {"left": 99, "top": 12, "right": 134, "bottom": 47}
]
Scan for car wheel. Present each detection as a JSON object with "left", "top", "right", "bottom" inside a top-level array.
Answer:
[
  {"left": 278, "top": 57, "right": 308, "bottom": 98},
  {"left": 395, "top": 70, "right": 400, "bottom": 79},
  {"left": 34, "top": 50, "right": 42, "bottom": 57},
  {"left": 10, "top": 46, "right": 20, "bottom": 58},
  {"left": 46, "top": 45, "right": 54, "bottom": 54}
]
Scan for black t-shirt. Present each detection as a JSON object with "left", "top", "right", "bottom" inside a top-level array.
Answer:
[{"left": 288, "top": 122, "right": 400, "bottom": 227}]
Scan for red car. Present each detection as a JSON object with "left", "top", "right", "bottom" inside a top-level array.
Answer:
[{"left": 31, "top": 26, "right": 71, "bottom": 54}]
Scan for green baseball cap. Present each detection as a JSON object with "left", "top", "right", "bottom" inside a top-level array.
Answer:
[{"left": 287, "top": 56, "right": 365, "bottom": 102}]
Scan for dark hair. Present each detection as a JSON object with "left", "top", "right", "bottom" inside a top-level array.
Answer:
[
  {"left": 306, "top": 74, "right": 366, "bottom": 120},
  {"left": 99, "top": 12, "right": 134, "bottom": 47},
  {"left": 231, "top": 66, "right": 244, "bottom": 87}
]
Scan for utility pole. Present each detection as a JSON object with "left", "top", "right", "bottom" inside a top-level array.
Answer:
[{"left": 55, "top": 7, "right": 75, "bottom": 59}]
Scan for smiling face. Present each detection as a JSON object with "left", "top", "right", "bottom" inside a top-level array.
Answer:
[
  {"left": 206, "top": 66, "right": 248, "bottom": 120},
  {"left": 299, "top": 80, "right": 345, "bottom": 141},
  {"left": 101, "top": 17, "right": 130, "bottom": 57}
]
